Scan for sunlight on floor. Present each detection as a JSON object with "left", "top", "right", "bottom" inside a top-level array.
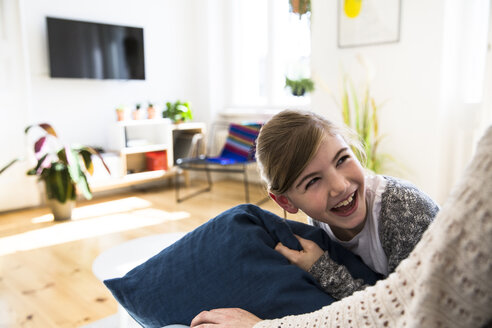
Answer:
[
  {"left": 31, "top": 197, "right": 153, "bottom": 223},
  {"left": 0, "top": 197, "right": 190, "bottom": 256}
]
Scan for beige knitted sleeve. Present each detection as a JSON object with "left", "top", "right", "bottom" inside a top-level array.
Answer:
[{"left": 255, "top": 126, "right": 492, "bottom": 328}]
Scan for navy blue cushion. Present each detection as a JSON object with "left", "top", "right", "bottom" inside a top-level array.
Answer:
[{"left": 104, "top": 204, "right": 381, "bottom": 327}]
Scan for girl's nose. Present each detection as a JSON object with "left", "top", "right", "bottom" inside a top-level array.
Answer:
[{"left": 328, "top": 173, "right": 349, "bottom": 198}]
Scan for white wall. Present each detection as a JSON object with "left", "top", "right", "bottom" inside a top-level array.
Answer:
[
  {"left": 23, "top": 0, "right": 211, "bottom": 148},
  {"left": 0, "top": 0, "right": 213, "bottom": 211},
  {"left": 1, "top": 0, "right": 490, "bottom": 211},
  {"left": 310, "top": 0, "right": 491, "bottom": 204},
  {"left": 0, "top": 0, "right": 41, "bottom": 211}
]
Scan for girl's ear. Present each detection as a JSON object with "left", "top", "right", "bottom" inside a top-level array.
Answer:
[{"left": 269, "top": 193, "right": 299, "bottom": 214}]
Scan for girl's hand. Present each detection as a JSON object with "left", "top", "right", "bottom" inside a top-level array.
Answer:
[
  {"left": 190, "top": 308, "right": 261, "bottom": 328},
  {"left": 275, "top": 235, "right": 324, "bottom": 271}
]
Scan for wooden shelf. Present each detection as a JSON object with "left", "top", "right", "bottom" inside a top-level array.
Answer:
[
  {"left": 121, "top": 144, "right": 169, "bottom": 154},
  {"left": 90, "top": 168, "right": 179, "bottom": 192},
  {"left": 172, "top": 122, "right": 206, "bottom": 131},
  {"left": 116, "top": 118, "right": 172, "bottom": 127},
  {"left": 89, "top": 121, "right": 206, "bottom": 193}
]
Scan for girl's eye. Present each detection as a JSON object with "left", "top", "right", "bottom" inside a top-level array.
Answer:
[
  {"left": 305, "top": 177, "right": 320, "bottom": 190},
  {"left": 336, "top": 155, "right": 350, "bottom": 167}
]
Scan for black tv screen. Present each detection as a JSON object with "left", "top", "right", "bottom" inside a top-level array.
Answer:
[{"left": 46, "top": 17, "right": 145, "bottom": 80}]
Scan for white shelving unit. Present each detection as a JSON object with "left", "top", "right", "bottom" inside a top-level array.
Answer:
[{"left": 90, "top": 119, "right": 205, "bottom": 192}]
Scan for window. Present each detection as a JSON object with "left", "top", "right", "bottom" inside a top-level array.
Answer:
[{"left": 229, "top": 0, "right": 311, "bottom": 108}]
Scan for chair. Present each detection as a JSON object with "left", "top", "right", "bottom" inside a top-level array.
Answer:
[{"left": 175, "top": 122, "right": 267, "bottom": 204}]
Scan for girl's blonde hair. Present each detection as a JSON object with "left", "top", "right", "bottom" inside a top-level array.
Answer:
[{"left": 256, "top": 109, "right": 365, "bottom": 195}]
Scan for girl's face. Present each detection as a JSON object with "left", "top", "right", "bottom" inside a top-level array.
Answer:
[{"left": 280, "top": 134, "right": 367, "bottom": 241}]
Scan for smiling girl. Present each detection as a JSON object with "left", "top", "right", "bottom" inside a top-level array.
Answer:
[
  {"left": 256, "top": 109, "right": 440, "bottom": 299},
  {"left": 190, "top": 117, "right": 492, "bottom": 328},
  {"left": 190, "top": 111, "right": 492, "bottom": 328}
]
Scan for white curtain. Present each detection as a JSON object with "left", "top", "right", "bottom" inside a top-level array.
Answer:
[{"left": 436, "top": 0, "right": 491, "bottom": 201}]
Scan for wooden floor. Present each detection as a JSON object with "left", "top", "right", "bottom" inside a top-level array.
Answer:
[{"left": 0, "top": 179, "right": 308, "bottom": 327}]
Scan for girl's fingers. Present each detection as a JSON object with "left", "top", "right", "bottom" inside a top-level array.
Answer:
[
  {"left": 275, "top": 242, "right": 298, "bottom": 260},
  {"left": 294, "top": 234, "right": 311, "bottom": 248},
  {"left": 275, "top": 237, "right": 324, "bottom": 271}
]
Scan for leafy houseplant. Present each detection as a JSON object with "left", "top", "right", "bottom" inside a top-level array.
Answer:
[
  {"left": 162, "top": 100, "right": 193, "bottom": 123},
  {"left": 289, "top": 0, "right": 311, "bottom": 19},
  {"left": 339, "top": 75, "right": 393, "bottom": 174},
  {"left": 285, "top": 77, "right": 315, "bottom": 96},
  {"left": 1, "top": 124, "right": 109, "bottom": 220}
]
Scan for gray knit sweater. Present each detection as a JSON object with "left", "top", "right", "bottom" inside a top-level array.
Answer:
[{"left": 308, "top": 176, "right": 440, "bottom": 299}]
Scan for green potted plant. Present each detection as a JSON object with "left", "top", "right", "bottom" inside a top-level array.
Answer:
[
  {"left": 285, "top": 76, "right": 315, "bottom": 96},
  {"left": 289, "top": 0, "right": 311, "bottom": 19},
  {"left": 162, "top": 100, "right": 193, "bottom": 123},
  {"left": 337, "top": 74, "right": 396, "bottom": 174},
  {"left": 1, "top": 124, "right": 109, "bottom": 220}
]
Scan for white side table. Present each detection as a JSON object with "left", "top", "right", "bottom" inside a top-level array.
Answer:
[{"left": 92, "top": 233, "right": 188, "bottom": 328}]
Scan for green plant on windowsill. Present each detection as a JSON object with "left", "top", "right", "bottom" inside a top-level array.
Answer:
[
  {"left": 163, "top": 100, "right": 193, "bottom": 123},
  {"left": 285, "top": 77, "right": 315, "bottom": 96},
  {"left": 0, "top": 124, "right": 109, "bottom": 219},
  {"left": 289, "top": 0, "right": 311, "bottom": 19}
]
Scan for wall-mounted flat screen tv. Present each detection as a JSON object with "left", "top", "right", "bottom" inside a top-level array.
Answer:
[{"left": 46, "top": 17, "right": 145, "bottom": 80}]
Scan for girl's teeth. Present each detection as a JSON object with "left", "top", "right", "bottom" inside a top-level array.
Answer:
[{"left": 334, "top": 193, "right": 354, "bottom": 208}]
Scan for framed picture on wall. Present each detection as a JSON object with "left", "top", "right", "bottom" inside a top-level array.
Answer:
[{"left": 338, "top": 0, "right": 401, "bottom": 48}]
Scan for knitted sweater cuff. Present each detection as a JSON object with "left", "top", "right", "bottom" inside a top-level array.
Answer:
[{"left": 308, "top": 251, "right": 366, "bottom": 300}]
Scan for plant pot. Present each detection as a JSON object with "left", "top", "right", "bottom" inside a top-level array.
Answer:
[
  {"left": 292, "top": 88, "right": 306, "bottom": 96},
  {"left": 147, "top": 106, "right": 156, "bottom": 119},
  {"left": 290, "top": 0, "right": 309, "bottom": 16},
  {"left": 116, "top": 110, "right": 125, "bottom": 121},
  {"left": 132, "top": 110, "right": 142, "bottom": 120},
  {"left": 47, "top": 198, "right": 75, "bottom": 221}
]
